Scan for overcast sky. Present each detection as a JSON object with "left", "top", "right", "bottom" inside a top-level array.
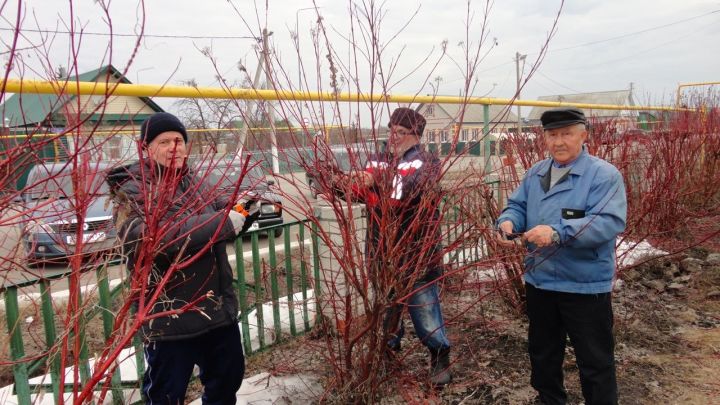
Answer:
[{"left": 2, "top": 0, "right": 719, "bottom": 117}]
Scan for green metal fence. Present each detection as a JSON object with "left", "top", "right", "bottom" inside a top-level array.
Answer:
[
  {"left": 442, "top": 178, "right": 502, "bottom": 269},
  {"left": 1, "top": 219, "right": 319, "bottom": 404},
  {"left": 3, "top": 185, "right": 502, "bottom": 403}
]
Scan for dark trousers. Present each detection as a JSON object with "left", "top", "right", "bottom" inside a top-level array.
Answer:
[
  {"left": 142, "top": 323, "right": 245, "bottom": 405},
  {"left": 525, "top": 283, "right": 617, "bottom": 405}
]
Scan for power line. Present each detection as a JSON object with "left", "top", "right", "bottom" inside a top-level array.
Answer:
[
  {"left": 548, "top": 9, "right": 720, "bottom": 53},
  {"left": 559, "top": 19, "right": 717, "bottom": 71},
  {"left": 3, "top": 8, "right": 715, "bottom": 49},
  {"left": 0, "top": 26, "right": 259, "bottom": 41},
  {"left": 475, "top": 8, "right": 720, "bottom": 74},
  {"left": 536, "top": 71, "right": 581, "bottom": 94}
]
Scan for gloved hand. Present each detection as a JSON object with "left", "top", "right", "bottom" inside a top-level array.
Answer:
[
  {"left": 239, "top": 200, "right": 261, "bottom": 234},
  {"left": 228, "top": 210, "right": 247, "bottom": 236}
]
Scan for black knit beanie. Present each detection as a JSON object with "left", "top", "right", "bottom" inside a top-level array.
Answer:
[{"left": 140, "top": 112, "right": 188, "bottom": 145}]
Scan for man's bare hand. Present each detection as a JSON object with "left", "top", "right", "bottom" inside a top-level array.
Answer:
[
  {"left": 342, "top": 171, "right": 373, "bottom": 187},
  {"left": 356, "top": 171, "right": 374, "bottom": 187},
  {"left": 523, "top": 225, "right": 554, "bottom": 247},
  {"left": 496, "top": 220, "right": 519, "bottom": 247},
  {"left": 331, "top": 171, "right": 374, "bottom": 190}
]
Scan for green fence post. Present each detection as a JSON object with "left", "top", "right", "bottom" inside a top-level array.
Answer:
[
  {"left": 458, "top": 206, "right": 466, "bottom": 266},
  {"left": 483, "top": 104, "right": 491, "bottom": 173},
  {"left": 235, "top": 235, "right": 252, "bottom": 355},
  {"left": 311, "top": 222, "right": 321, "bottom": 323},
  {"left": 268, "top": 229, "right": 282, "bottom": 341},
  {"left": 75, "top": 288, "right": 92, "bottom": 392},
  {"left": 5, "top": 287, "right": 32, "bottom": 405},
  {"left": 299, "top": 224, "right": 311, "bottom": 331},
  {"left": 96, "top": 265, "right": 124, "bottom": 404},
  {"left": 284, "top": 224, "right": 297, "bottom": 336},
  {"left": 39, "top": 280, "right": 61, "bottom": 404},
  {"left": 133, "top": 334, "right": 145, "bottom": 387},
  {"left": 251, "top": 232, "right": 265, "bottom": 350}
]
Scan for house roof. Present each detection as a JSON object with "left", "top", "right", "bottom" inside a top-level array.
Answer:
[
  {"left": 419, "top": 102, "right": 518, "bottom": 124},
  {"left": 1, "top": 65, "right": 164, "bottom": 127},
  {"left": 527, "top": 89, "right": 635, "bottom": 121}
]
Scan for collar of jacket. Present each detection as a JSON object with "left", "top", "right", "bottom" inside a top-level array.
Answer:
[
  {"left": 391, "top": 143, "right": 422, "bottom": 162},
  {"left": 537, "top": 145, "right": 591, "bottom": 192}
]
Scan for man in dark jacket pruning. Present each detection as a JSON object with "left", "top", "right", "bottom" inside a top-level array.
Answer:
[
  {"left": 337, "top": 107, "right": 452, "bottom": 386},
  {"left": 106, "top": 112, "right": 257, "bottom": 404}
]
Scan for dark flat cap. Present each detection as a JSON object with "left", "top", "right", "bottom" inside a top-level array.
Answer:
[
  {"left": 388, "top": 107, "right": 426, "bottom": 136},
  {"left": 540, "top": 108, "right": 587, "bottom": 130}
]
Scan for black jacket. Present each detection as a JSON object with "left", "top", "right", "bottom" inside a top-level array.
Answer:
[
  {"left": 349, "top": 144, "right": 444, "bottom": 284},
  {"left": 106, "top": 160, "right": 238, "bottom": 341}
]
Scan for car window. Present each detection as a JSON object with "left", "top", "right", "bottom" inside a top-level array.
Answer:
[
  {"left": 24, "top": 166, "right": 109, "bottom": 200},
  {"left": 204, "top": 163, "right": 266, "bottom": 190}
]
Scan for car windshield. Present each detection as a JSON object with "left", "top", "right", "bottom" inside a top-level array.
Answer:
[
  {"left": 24, "top": 166, "right": 109, "bottom": 200},
  {"left": 205, "top": 164, "right": 266, "bottom": 190}
]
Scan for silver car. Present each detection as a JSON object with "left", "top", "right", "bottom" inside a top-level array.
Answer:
[{"left": 20, "top": 162, "right": 117, "bottom": 265}]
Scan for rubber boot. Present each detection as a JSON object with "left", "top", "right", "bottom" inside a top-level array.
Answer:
[{"left": 429, "top": 347, "right": 451, "bottom": 386}]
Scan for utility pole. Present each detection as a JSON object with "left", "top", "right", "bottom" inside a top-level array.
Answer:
[
  {"left": 515, "top": 52, "right": 526, "bottom": 137},
  {"left": 239, "top": 29, "right": 279, "bottom": 173},
  {"left": 295, "top": 7, "right": 316, "bottom": 149},
  {"left": 260, "top": 29, "right": 280, "bottom": 173},
  {"left": 237, "top": 38, "right": 265, "bottom": 156}
]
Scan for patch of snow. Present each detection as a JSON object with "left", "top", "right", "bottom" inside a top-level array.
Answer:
[
  {"left": 616, "top": 240, "right": 668, "bottom": 269},
  {"left": 243, "top": 290, "right": 317, "bottom": 352},
  {"left": 189, "top": 372, "right": 322, "bottom": 405},
  {"left": 0, "top": 289, "right": 317, "bottom": 403}
]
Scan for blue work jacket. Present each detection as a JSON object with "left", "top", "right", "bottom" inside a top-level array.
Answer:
[{"left": 497, "top": 148, "right": 627, "bottom": 293}]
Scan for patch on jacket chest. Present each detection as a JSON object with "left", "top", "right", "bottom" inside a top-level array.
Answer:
[{"left": 562, "top": 208, "right": 585, "bottom": 219}]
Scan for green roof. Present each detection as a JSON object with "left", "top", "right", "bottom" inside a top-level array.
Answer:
[{"left": 1, "top": 65, "right": 164, "bottom": 128}]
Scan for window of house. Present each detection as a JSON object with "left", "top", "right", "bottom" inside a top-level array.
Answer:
[
  {"left": 461, "top": 129, "right": 469, "bottom": 142},
  {"left": 426, "top": 105, "right": 435, "bottom": 117},
  {"left": 441, "top": 130, "right": 449, "bottom": 143},
  {"left": 105, "top": 134, "right": 123, "bottom": 160},
  {"left": 472, "top": 128, "right": 479, "bottom": 141}
]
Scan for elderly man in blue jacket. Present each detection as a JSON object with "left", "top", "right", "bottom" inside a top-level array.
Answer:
[{"left": 497, "top": 108, "right": 627, "bottom": 405}]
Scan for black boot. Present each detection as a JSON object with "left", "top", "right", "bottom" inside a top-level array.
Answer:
[{"left": 429, "top": 347, "right": 451, "bottom": 386}]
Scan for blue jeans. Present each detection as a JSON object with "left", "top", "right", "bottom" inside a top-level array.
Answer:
[{"left": 385, "top": 281, "right": 451, "bottom": 351}]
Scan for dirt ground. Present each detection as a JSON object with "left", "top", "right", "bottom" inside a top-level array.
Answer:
[
  {"left": 244, "top": 247, "right": 720, "bottom": 404},
  {"left": 2, "top": 246, "right": 717, "bottom": 404}
]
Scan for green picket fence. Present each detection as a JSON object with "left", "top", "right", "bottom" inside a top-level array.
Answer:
[{"left": 2, "top": 219, "right": 319, "bottom": 405}]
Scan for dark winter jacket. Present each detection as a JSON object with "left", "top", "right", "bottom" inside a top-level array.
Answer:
[
  {"left": 350, "top": 144, "right": 445, "bottom": 284},
  {"left": 106, "top": 160, "right": 238, "bottom": 341}
]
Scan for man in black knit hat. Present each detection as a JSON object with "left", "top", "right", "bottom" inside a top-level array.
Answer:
[{"left": 106, "top": 112, "right": 257, "bottom": 404}]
